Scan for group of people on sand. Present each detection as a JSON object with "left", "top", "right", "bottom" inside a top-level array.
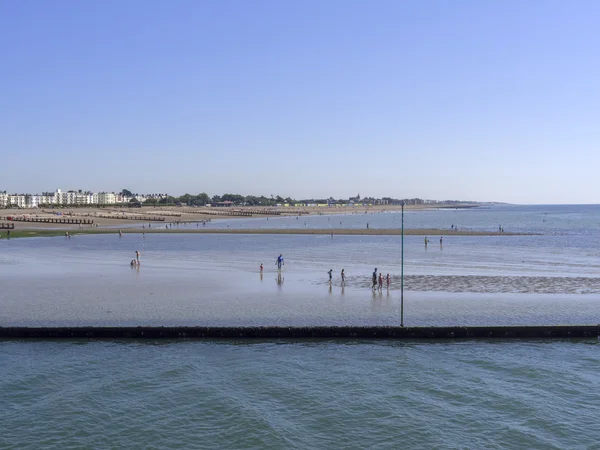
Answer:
[
  {"left": 327, "top": 268, "right": 346, "bottom": 284},
  {"left": 424, "top": 236, "right": 443, "bottom": 248},
  {"left": 372, "top": 268, "right": 391, "bottom": 290},
  {"left": 258, "top": 254, "right": 285, "bottom": 273},
  {"left": 130, "top": 250, "right": 140, "bottom": 267}
]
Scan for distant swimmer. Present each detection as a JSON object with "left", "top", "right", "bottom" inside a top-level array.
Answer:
[
  {"left": 341, "top": 269, "right": 345, "bottom": 283},
  {"left": 372, "top": 268, "right": 378, "bottom": 290},
  {"left": 327, "top": 269, "right": 333, "bottom": 282},
  {"left": 276, "top": 254, "right": 284, "bottom": 270}
]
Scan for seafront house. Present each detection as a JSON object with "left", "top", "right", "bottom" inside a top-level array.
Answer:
[
  {"left": 98, "top": 192, "right": 117, "bottom": 204},
  {"left": 1, "top": 188, "right": 167, "bottom": 208}
]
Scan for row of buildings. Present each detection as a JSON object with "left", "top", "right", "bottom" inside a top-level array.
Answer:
[{"left": 0, "top": 189, "right": 167, "bottom": 209}]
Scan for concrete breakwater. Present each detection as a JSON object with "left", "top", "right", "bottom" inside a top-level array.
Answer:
[{"left": 1, "top": 325, "right": 598, "bottom": 340}]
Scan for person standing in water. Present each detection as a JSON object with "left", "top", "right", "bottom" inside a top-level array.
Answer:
[
  {"left": 276, "top": 254, "right": 284, "bottom": 270},
  {"left": 135, "top": 250, "right": 140, "bottom": 263},
  {"left": 372, "top": 268, "right": 378, "bottom": 290},
  {"left": 378, "top": 273, "right": 383, "bottom": 290},
  {"left": 341, "top": 269, "right": 345, "bottom": 284},
  {"left": 424, "top": 237, "right": 429, "bottom": 248},
  {"left": 327, "top": 269, "right": 333, "bottom": 283},
  {"left": 260, "top": 263, "right": 264, "bottom": 273},
  {"left": 386, "top": 274, "right": 391, "bottom": 289},
  {"left": 440, "top": 236, "right": 443, "bottom": 247}
]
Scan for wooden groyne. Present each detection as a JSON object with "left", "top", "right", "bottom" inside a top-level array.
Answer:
[
  {"left": 1, "top": 325, "right": 598, "bottom": 340},
  {"left": 0, "top": 217, "right": 94, "bottom": 225},
  {"left": 198, "top": 210, "right": 254, "bottom": 217},
  {"left": 254, "top": 209, "right": 282, "bottom": 216},
  {"left": 196, "top": 209, "right": 288, "bottom": 217},
  {"left": 95, "top": 214, "right": 165, "bottom": 221},
  {"left": 0, "top": 223, "right": 15, "bottom": 229}
]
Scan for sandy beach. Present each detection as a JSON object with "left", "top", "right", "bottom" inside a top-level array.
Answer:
[
  {"left": 0, "top": 204, "right": 468, "bottom": 230},
  {"left": 1, "top": 227, "right": 532, "bottom": 239}
]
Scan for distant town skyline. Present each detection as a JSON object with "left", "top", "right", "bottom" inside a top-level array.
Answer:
[
  {"left": 1, "top": 187, "right": 489, "bottom": 209},
  {"left": 2, "top": 1, "right": 599, "bottom": 204},
  {"left": 0, "top": 187, "right": 496, "bottom": 203}
]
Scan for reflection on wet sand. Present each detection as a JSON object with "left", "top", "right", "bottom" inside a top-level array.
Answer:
[{"left": 335, "top": 275, "right": 600, "bottom": 295}]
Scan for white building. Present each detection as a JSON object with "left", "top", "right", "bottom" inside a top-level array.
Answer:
[
  {"left": 98, "top": 192, "right": 116, "bottom": 204},
  {"left": 0, "top": 191, "right": 8, "bottom": 208},
  {"left": 9, "top": 194, "right": 27, "bottom": 208},
  {"left": 27, "top": 195, "right": 40, "bottom": 208},
  {"left": 74, "top": 191, "right": 94, "bottom": 205}
]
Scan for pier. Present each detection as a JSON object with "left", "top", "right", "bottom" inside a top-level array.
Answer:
[{"left": 1, "top": 325, "right": 598, "bottom": 340}]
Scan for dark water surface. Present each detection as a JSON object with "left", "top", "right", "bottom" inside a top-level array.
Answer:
[{"left": 1, "top": 340, "right": 599, "bottom": 449}]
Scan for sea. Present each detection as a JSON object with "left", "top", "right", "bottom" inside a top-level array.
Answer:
[{"left": 1, "top": 204, "right": 599, "bottom": 448}]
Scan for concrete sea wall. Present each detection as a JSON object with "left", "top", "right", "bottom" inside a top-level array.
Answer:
[{"left": 1, "top": 325, "right": 599, "bottom": 340}]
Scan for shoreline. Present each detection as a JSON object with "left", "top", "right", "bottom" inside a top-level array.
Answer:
[
  {"left": 1, "top": 228, "right": 537, "bottom": 239},
  {"left": 0, "top": 325, "right": 597, "bottom": 340}
]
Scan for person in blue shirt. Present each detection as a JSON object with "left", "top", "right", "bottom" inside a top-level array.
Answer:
[{"left": 276, "top": 254, "right": 284, "bottom": 270}]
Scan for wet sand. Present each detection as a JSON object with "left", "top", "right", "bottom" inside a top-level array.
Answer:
[
  {"left": 0, "top": 203, "right": 465, "bottom": 229},
  {"left": 1, "top": 227, "right": 533, "bottom": 239},
  {"left": 336, "top": 275, "right": 600, "bottom": 295}
]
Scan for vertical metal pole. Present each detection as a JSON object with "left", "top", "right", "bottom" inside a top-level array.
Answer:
[{"left": 401, "top": 201, "right": 404, "bottom": 327}]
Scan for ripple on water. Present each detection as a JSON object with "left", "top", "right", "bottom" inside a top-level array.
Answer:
[{"left": 1, "top": 340, "right": 600, "bottom": 449}]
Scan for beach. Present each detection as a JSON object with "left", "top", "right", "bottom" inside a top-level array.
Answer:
[
  {"left": 2, "top": 204, "right": 600, "bottom": 449},
  {"left": 0, "top": 203, "right": 471, "bottom": 230}
]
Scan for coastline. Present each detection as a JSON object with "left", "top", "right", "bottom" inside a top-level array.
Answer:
[{"left": 0, "top": 227, "right": 536, "bottom": 239}]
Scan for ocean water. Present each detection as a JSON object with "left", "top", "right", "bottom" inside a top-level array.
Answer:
[
  {"left": 200, "top": 203, "right": 600, "bottom": 236},
  {"left": 1, "top": 340, "right": 599, "bottom": 449},
  {"left": 2, "top": 205, "right": 600, "bottom": 448}
]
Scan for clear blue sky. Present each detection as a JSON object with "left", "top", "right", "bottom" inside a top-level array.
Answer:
[{"left": 1, "top": 0, "right": 599, "bottom": 203}]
